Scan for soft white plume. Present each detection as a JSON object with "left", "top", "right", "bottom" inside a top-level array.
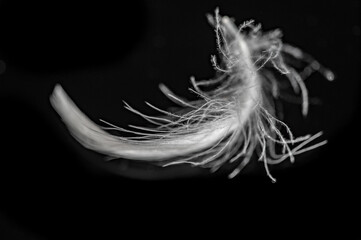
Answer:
[{"left": 50, "top": 9, "right": 333, "bottom": 182}]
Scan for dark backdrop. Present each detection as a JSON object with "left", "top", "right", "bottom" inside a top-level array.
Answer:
[{"left": 0, "top": 0, "right": 359, "bottom": 239}]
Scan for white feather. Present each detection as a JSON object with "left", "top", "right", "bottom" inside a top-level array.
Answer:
[{"left": 50, "top": 9, "right": 333, "bottom": 181}]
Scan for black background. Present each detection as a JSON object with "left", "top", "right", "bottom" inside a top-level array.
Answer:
[{"left": 0, "top": 0, "right": 359, "bottom": 238}]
